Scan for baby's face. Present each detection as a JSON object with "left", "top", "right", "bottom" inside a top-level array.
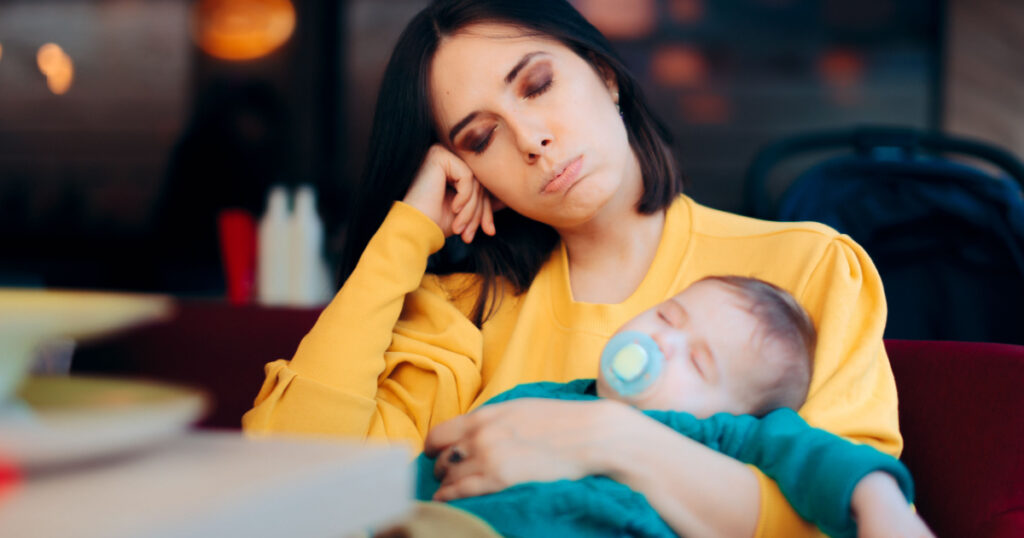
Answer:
[{"left": 597, "top": 280, "right": 764, "bottom": 417}]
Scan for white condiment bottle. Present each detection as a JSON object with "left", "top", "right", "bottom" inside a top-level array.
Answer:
[
  {"left": 287, "top": 184, "right": 333, "bottom": 306},
  {"left": 257, "top": 186, "right": 291, "bottom": 306}
]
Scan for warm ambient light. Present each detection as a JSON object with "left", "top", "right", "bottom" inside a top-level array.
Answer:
[
  {"left": 651, "top": 44, "right": 708, "bottom": 88},
  {"left": 668, "top": 0, "right": 704, "bottom": 24},
  {"left": 818, "top": 49, "right": 866, "bottom": 107},
  {"left": 194, "top": 0, "right": 296, "bottom": 61},
  {"left": 574, "top": 0, "right": 656, "bottom": 40},
  {"left": 679, "top": 92, "right": 731, "bottom": 125},
  {"left": 0, "top": 43, "right": 4, "bottom": 62},
  {"left": 37, "top": 43, "right": 74, "bottom": 95}
]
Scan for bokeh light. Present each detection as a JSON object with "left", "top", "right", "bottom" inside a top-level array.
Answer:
[
  {"left": 679, "top": 92, "right": 731, "bottom": 125},
  {"left": 194, "top": 0, "right": 296, "bottom": 61},
  {"left": 651, "top": 44, "right": 708, "bottom": 88},
  {"left": 37, "top": 43, "right": 74, "bottom": 95},
  {"left": 668, "top": 0, "right": 704, "bottom": 24},
  {"left": 818, "top": 48, "right": 866, "bottom": 106},
  {"left": 0, "top": 43, "right": 4, "bottom": 63},
  {"left": 819, "top": 49, "right": 866, "bottom": 89},
  {"left": 573, "top": 0, "right": 657, "bottom": 40}
]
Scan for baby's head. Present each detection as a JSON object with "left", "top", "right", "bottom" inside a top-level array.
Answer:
[{"left": 597, "top": 276, "right": 816, "bottom": 418}]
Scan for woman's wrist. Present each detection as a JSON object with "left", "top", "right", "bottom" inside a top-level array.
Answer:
[
  {"left": 585, "top": 402, "right": 761, "bottom": 537},
  {"left": 850, "top": 471, "right": 906, "bottom": 520},
  {"left": 581, "top": 399, "right": 663, "bottom": 482}
]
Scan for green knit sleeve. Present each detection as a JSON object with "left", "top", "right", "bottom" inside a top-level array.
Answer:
[{"left": 647, "top": 408, "right": 914, "bottom": 538}]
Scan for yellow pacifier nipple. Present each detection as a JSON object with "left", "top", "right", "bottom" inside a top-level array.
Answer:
[{"left": 611, "top": 343, "right": 649, "bottom": 382}]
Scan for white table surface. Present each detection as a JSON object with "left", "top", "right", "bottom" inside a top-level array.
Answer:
[{"left": 0, "top": 431, "right": 413, "bottom": 538}]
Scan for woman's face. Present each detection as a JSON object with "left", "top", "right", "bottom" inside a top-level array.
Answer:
[{"left": 428, "top": 23, "right": 641, "bottom": 229}]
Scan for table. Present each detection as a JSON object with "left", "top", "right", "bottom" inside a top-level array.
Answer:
[{"left": 0, "top": 432, "right": 412, "bottom": 538}]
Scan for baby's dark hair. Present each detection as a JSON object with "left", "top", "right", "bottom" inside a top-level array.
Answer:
[{"left": 697, "top": 276, "right": 817, "bottom": 416}]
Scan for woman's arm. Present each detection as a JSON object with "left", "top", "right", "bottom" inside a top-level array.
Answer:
[
  {"left": 244, "top": 146, "right": 498, "bottom": 448},
  {"left": 851, "top": 473, "right": 934, "bottom": 538},
  {"left": 243, "top": 201, "right": 484, "bottom": 447},
  {"left": 425, "top": 398, "right": 761, "bottom": 538},
  {"left": 753, "top": 234, "right": 899, "bottom": 537},
  {"left": 602, "top": 405, "right": 762, "bottom": 538}
]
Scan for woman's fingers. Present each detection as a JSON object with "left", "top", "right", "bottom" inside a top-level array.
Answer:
[
  {"left": 404, "top": 145, "right": 476, "bottom": 233},
  {"left": 481, "top": 194, "right": 496, "bottom": 236},
  {"left": 424, "top": 414, "right": 474, "bottom": 458},
  {"left": 447, "top": 159, "right": 475, "bottom": 217},
  {"left": 432, "top": 445, "right": 468, "bottom": 481},
  {"left": 434, "top": 474, "right": 494, "bottom": 503},
  {"left": 462, "top": 187, "right": 486, "bottom": 243},
  {"left": 452, "top": 180, "right": 480, "bottom": 236},
  {"left": 441, "top": 147, "right": 476, "bottom": 236},
  {"left": 407, "top": 144, "right": 499, "bottom": 241}
]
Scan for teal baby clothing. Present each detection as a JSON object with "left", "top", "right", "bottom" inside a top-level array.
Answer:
[{"left": 416, "top": 379, "right": 914, "bottom": 538}]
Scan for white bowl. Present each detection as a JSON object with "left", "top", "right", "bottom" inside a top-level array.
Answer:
[{"left": 0, "top": 289, "right": 174, "bottom": 403}]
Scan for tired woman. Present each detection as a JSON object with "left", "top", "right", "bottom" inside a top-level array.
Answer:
[{"left": 244, "top": 1, "right": 901, "bottom": 536}]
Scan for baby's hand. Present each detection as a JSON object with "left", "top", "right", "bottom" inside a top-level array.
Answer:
[{"left": 851, "top": 472, "right": 935, "bottom": 538}]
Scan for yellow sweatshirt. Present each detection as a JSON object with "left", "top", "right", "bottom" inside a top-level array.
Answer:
[{"left": 243, "top": 195, "right": 901, "bottom": 537}]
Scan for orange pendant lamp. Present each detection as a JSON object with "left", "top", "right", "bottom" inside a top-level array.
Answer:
[{"left": 194, "top": 0, "right": 296, "bottom": 61}]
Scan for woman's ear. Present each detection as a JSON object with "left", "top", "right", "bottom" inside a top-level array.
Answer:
[{"left": 587, "top": 53, "right": 620, "bottom": 104}]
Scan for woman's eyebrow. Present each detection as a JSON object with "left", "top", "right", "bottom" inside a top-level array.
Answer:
[
  {"left": 447, "top": 51, "right": 548, "bottom": 143},
  {"left": 504, "top": 51, "right": 546, "bottom": 84}
]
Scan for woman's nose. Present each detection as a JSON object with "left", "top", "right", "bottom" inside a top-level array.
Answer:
[
  {"left": 526, "top": 138, "right": 552, "bottom": 163},
  {"left": 507, "top": 115, "right": 553, "bottom": 163}
]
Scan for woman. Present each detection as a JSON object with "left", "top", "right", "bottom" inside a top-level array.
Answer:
[{"left": 243, "top": 1, "right": 901, "bottom": 536}]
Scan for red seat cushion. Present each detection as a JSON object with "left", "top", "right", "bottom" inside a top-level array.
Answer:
[
  {"left": 886, "top": 339, "right": 1024, "bottom": 537},
  {"left": 73, "top": 301, "right": 323, "bottom": 429}
]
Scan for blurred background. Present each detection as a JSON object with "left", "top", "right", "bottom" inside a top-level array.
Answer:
[
  {"left": 0, "top": 0, "right": 1021, "bottom": 299},
  {"left": 3, "top": 5, "right": 1021, "bottom": 532}
]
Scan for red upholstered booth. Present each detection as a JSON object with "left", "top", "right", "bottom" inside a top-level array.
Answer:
[
  {"left": 72, "top": 302, "right": 1024, "bottom": 537},
  {"left": 886, "top": 339, "right": 1024, "bottom": 537}
]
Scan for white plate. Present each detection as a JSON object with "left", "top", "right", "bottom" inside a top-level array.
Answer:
[{"left": 0, "top": 376, "right": 207, "bottom": 472}]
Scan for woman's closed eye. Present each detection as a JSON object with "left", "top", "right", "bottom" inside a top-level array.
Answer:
[
  {"left": 464, "top": 71, "right": 554, "bottom": 154},
  {"left": 468, "top": 127, "right": 496, "bottom": 154},
  {"left": 524, "top": 77, "right": 552, "bottom": 99}
]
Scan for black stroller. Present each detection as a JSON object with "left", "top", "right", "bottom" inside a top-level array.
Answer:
[{"left": 744, "top": 126, "right": 1024, "bottom": 345}]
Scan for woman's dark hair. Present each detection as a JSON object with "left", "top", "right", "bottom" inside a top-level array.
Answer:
[{"left": 340, "top": 0, "right": 683, "bottom": 325}]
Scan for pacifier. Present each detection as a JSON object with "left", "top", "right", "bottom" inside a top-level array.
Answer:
[{"left": 599, "top": 331, "right": 665, "bottom": 399}]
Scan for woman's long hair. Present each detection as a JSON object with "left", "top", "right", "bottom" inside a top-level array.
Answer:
[{"left": 340, "top": 0, "right": 683, "bottom": 325}]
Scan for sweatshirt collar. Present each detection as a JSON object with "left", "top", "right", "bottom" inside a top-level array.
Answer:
[{"left": 544, "top": 194, "right": 693, "bottom": 334}]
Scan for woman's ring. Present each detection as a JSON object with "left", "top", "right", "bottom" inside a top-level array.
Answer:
[{"left": 448, "top": 446, "right": 466, "bottom": 464}]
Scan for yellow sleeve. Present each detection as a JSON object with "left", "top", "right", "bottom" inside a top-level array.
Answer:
[
  {"left": 755, "top": 234, "right": 901, "bottom": 537},
  {"left": 242, "top": 202, "right": 484, "bottom": 452}
]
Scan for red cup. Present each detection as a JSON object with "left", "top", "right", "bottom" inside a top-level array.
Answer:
[{"left": 217, "top": 209, "right": 257, "bottom": 305}]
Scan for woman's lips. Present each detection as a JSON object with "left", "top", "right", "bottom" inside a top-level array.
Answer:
[{"left": 542, "top": 156, "right": 584, "bottom": 194}]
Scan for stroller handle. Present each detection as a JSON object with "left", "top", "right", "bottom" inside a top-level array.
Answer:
[{"left": 744, "top": 126, "right": 1024, "bottom": 219}]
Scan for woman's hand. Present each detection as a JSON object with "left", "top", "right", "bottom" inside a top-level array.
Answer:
[
  {"left": 851, "top": 472, "right": 935, "bottom": 538},
  {"left": 423, "top": 398, "right": 622, "bottom": 502},
  {"left": 403, "top": 144, "right": 498, "bottom": 243},
  {"left": 426, "top": 397, "right": 760, "bottom": 537}
]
